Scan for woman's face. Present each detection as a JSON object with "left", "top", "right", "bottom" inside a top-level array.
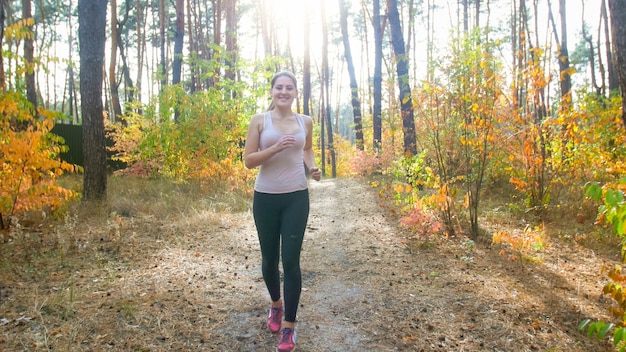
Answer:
[{"left": 271, "top": 75, "right": 297, "bottom": 109}]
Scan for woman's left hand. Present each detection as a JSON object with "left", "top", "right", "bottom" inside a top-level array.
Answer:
[{"left": 310, "top": 167, "right": 321, "bottom": 181}]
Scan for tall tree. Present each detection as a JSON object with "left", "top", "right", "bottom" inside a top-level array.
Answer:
[
  {"left": 224, "top": 0, "right": 237, "bottom": 85},
  {"left": 387, "top": 0, "right": 417, "bottom": 156},
  {"left": 79, "top": 0, "right": 108, "bottom": 201},
  {"left": 372, "top": 0, "right": 382, "bottom": 151},
  {"left": 67, "top": 0, "right": 78, "bottom": 122},
  {"left": 603, "top": 0, "right": 619, "bottom": 93},
  {"left": 172, "top": 0, "right": 184, "bottom": 85},
  {"left": 303, "top": 1, "right": 311, "bottom": 116},
  {"left": 159, "top": 0, "right": 166, "bottom": 88},
  {"left": 23, "top": 0, "right": 36, "bottom": 113},
  {"left": 0, "top": 0, "right": 6, "bottom": 90},
  {"left": 339, "top": 0, "right": 363, "bottom": 150},
  {"left": 548, "top": 0, "right": 572, "bottom": 110},
  {"left": 109, "top": 0, "right": 122, "bottom": 119},
  {"left": 608, "top": 0, "right": 626, "bottom": 127},
  {"left": 320, "top": 0, "right": 336, "bottom": 177}
]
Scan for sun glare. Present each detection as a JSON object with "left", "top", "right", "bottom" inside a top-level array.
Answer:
[{"left": 263, "top": 0, "right": 339, "bottom": 57}]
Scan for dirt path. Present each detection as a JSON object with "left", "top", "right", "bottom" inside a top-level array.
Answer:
[
  {"left": 210, "top": 178, "right": 612, "bottom": 351},
  {"left": 0, "top": 177, "right": 615, "bottom": 351}
]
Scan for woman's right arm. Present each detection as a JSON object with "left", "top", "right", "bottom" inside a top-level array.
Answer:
[{"left": 244, "top": 114, "right": 279, "bottom": 169}]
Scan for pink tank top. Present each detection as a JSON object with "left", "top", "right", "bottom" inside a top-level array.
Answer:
[{"left": 254, "top": 112, "right": 308, "bottom": 194}]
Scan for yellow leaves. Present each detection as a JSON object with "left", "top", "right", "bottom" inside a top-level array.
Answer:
[
  {"left": 0, "top": 92, "right": 79, "bottom": 218},
  {"left": 393, "top": 182, "right": 412, "bottom": 194},
  {"left": 4, "top": 18, "right": 35, "bottom": 41},
  {"left": 492, "top": 225, "right": 546, "bottom": 261}
]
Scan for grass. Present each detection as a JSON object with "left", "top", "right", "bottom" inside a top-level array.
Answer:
[{"left": 0, "top": 174, "right": 253, "bottom": 351}]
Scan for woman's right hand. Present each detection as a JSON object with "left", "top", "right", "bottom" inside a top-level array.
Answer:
[{"left": 274, "top": 135, "right": 296, "bottom": 152}]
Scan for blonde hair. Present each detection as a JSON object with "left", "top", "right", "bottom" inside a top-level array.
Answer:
[{"left": 267, "top": 71, "right": 298, "bottom": 111}]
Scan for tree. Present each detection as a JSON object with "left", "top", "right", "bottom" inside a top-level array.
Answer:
[
  {"left": 302, "top": 1, "right": 311, "bottom": 116},
  {"left": 0, "top": 0, "right": 6, "bottom": 90},
  {"left": 320, "top": 0, "right": 336, "bottom": 177},
  {"left": 387, "top": 0, "right": 417, "bottom": 156},
  {"left": 79, "top": 0, "right": 108, "bottom": 201},
  {"left": 372, "top": 0, "right": 382, "bottom": 151},
  {"left": 547, "top": 0, "right": 572, "bottom": 111},
  {"left": 608, "top": 0, "right": 626, "bottom": 127},
  {"left": 224, "top": 0, "right": 237, "bottom": 84},
  {"left": 339, "top": 0, "right": 364, "bottom": 150},
  {"left": 23, "top": 0, "right": 36, "bottom": 113},
  {"left": 601, "top": 0, "right": 618, "bottom": 94},
  {"left": 109, "top": 0, "right": 122, "bottom": 119},
  {"left": 159, "top": 0, "right": 167, "bottom": 88},
  {"left": 172, "top": 0, "right": 184, "bottom": 86}
]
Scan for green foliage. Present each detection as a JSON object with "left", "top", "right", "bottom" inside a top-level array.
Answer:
[
  {"left": 411, "top": 29, "right": 504, "bottom": 237},
  {"left": 389, "top": 150, "right": 430, "bottom": 189},
  {"left": 582, "top": 180, "right": 626, "bottom": 349},
  {"left": 579, "top": 319, "right": 614, "bottom": 340},
  {"left": 108, "top": 76, "right": 263, "bottom": 193}
]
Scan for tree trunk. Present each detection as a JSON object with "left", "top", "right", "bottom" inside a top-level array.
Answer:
[
  {"left": 339, "top": 0, "right": 363, "bottom": 150},
  {"left": 79, "top": 0, "right": 108, "bottom": 201},
  {"left": 136, "top": 0, "right": 144, "bottom": 107},
  {"left": 23, "top": 0, "right": 37, "bottom": 113},
  {"left": 608, "top": 0, "right": 626, "bottom": 127},
  {"left": 321, "top": 0, "right": 336, "bottom": 177},
  {"left": 172, "top": 0, "right": 184, "bottom": 86},
  {"left": 603, "top": 0, "right": 619, "bottom": 93},
  {"left": 581, "top": 1, "right": 600, "bottom": 94},
  {"left": 548, "top": 0, "right": 572, "bottom": 110},
  {"left": 109, "top": 0, "right": 122, "bottom": 120},
  {"left": 224, "top": 0, "right": 236, "bottom": 86},
  {"left": 186, "top": 0, "right": 196, "bottom": 93},
  {"left": 0, "top": 0, "right": 6, "bottom": 90},
  {"left": 372, "top": 0, "right": 382, "bottom": 151},
  {"left": 159, "top": 0, "right": 167, "bottom": 88},
  {"left": 387, "top": 0, "right": 417, "bottom": 156},
  {"left": 211, "top": 0, "right": 222, "bottom": 88},
  {"left": 67, "top": 0, "right": 77, "bottom": 123},
  {"left": 302, "top": 1, "right": 311, "bottom": 116},
  {"left": 462, "top": 0, "right": 468, "bottom": 33}
]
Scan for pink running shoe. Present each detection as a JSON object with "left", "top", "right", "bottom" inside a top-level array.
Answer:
[
  {"left": 267, "top": 305, "right": 283, "bottom": 333},
  {"left": 277, "top": 327, "right": 296, "bottom": 352}
]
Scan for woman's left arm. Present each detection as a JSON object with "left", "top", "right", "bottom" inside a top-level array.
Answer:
[{"left": 303, "top": 115, "right": 321, "bottom": 181}]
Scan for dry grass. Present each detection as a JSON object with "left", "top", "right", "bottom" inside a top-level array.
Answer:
[{"left": 0, "top": 176, "right": 619, "bottom": 351}]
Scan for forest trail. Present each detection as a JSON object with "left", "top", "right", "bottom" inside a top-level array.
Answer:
[
  {"left": 0, "top": 177, "right": 614, "bottom": 351},
  {"left": 209, "top": 177, "right": 611, "bottom": 351}
]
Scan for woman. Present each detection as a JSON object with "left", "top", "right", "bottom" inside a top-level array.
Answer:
[{"left": 244, "top": 70, "right": 321, "bottom": 352}]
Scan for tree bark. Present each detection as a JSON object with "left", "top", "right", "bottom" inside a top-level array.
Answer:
[
  {"left": 548, "top": 0, "right": 572, "bottom": 110},
  {"left": 603, "top": 0, "right": 619, "bottom": 93},
  {"left": 109, "top": 0, "right": 122, "bottom": 120},
  {"left": 387, "top": 0, "right": 417, "bottom": 156},
  {"left": 159, "top": 0, "right": 167, "bottom": 88},
  {"left": 0, "top": 0, "right": 5, "bottom": 90},
  {"left": 224, "top": 0, "right": 236, "bottom": 85},
  {"left": 136, "top": 0, "right": 145, "bottom": 106},
  {"left": 23, "top": 0, "right": 37, "bottom": 114},
  {"left": 608, "top": 0, "right": 626, "bottom": 127},
  {"left": 339, "top": 0, "right": 363, "bottom": 150},
  {"left": 172, "top": 0, "right": 184, "bottom": 86},
  {"left": 302, "top": 1, "right": 311, "bottom": 116},
  {"left": 372, "top": 0, "right": 382, "bottom": 151},
  {"left": 321, "top": 0, "right": 336, "bottom": 177},
  {"left": 79, "top": 0, "right": 108, "bottom": 201}
]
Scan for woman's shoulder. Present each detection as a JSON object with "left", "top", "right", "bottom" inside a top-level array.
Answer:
[
  {"left": 250, "top": 112, "right": 267, "bottom": 124},
  {"left": 298, "top": 113, "right": 313, "bottom": 123},
  {"left": 248, "top": 112, "right": 268, "bottom": 133}
]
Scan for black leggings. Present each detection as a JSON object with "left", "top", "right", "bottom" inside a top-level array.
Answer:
[{"left": 253, "top": 189, "right": 309, "bottom": 323}]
